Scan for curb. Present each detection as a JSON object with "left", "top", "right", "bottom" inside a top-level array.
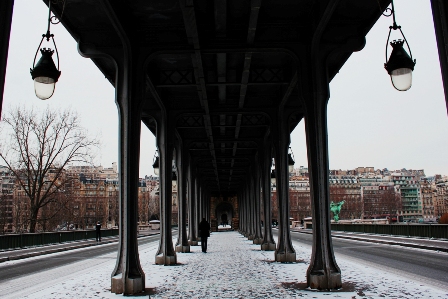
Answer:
[
  {"left": 293, "top": 229, "right": 448, "bottom": 253},
  {"left": 0, "top": 232, "right": 160, "bottom": 263},
  {"left": 0, "top": 238, "right": 119, "bottom": 263},
  {"left": 332, "top": 234, "right": 448, "bottom": 253}
]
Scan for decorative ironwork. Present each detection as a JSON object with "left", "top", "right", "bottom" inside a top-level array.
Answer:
[
  {"left": 189, "top": 142, "right": 209, "bottom": 150},
  {"left": 177, "top": 115, "right": 203, "bottom": 127},
  {"left": 383, "top": 1, "right": 414, "bottom": 64},
  {"left": 377, "top": 0, "right": 393, "bottom": 17},
  {"left": 241, "top": 114, "right": 268, "bottom": 126},
  {"left": 250, "top": 68, "right": 283, "bottom": 83},
  {"left": 382, "top": 0, "right": 416, "bottom": 91},
  {"left": 49, "top": 0, "right": 66, "bottom": 24},
  {"left": 160, "top": 69, "right": 195, "bottom": 85}
]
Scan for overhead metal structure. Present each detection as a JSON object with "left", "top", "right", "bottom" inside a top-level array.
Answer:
[
  {"left": 431, "top": 0, "right": 448, "bottom": 115},
  {"left": 7, "top": 0, "right": 444, "bottom": 295}
]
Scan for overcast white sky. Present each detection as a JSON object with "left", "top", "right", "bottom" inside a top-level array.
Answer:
[{"left": 2, "top": 0, "right": 448, "bottom": 177}]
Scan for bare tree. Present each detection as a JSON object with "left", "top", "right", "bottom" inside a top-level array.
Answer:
[
  {"left": 0, "top": 192, "right": 7, "bottom": 234},
  {"left": 363, "top": 187, "right": 400, "bottom": 218},
  {"left": 296, "top": 191, "right": 312, "bottom": 223},
  {"left": 377, "top": 188, "right": 401, "bottom": 216},
  {"left": 138, "top": 190, "right": 150, "bottom": 224},
  {"left": 12, "top": 191, "right": 29, "bottom": 232},
  {"left": 271, "top": 191, "right": 278, "bottom": 224},
  {"left": 74, "top": 196, "right": 87, "bottom": 229},
  {"left": 148, "top": 192, "right": 160, "bottom": 221},
  {"left": 330, "top": 185, "right": 363, "bottom": 220},
  {"left": 0, "top": 106, "right": 99, "bottom": 232}
]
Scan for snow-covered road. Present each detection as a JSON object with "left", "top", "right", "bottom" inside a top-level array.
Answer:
[{"left": 0, "top": 231, "right": 447, "bottom": 298}]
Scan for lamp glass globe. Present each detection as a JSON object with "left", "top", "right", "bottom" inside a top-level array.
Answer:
[
  {"left": 391, "top": 68, "right": 412, "bottom": 91},
  {"left": 34, "top": 77, "right": 55, "bottom": 100}
]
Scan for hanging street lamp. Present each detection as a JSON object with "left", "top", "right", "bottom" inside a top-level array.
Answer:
[
  {"left": 171, "top": 157, "right": 177, "bottom": 187},
  {"left": 30, "top": 1, "right": 63, "bottom": 100},
  {"left": 288, "top": 147, "right": 295, "bottom": 173},
  {"left": 152, "top": 151, "right": 160, "bottom": 176},
  {"left": 383, "top": 0, "right": 416, "bottom": 91},
  {"left": 172, "top": 171, "right": 177, "bottom": 188},
  {"left": 270, "top": 169, "right": 276, "bottom": 186}
]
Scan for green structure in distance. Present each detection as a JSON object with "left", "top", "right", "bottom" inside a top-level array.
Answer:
[{"left": 330, "top": 201, "right": 345, "bottom": 222}]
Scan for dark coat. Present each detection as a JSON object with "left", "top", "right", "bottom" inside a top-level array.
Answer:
[{"left": 198, "top": 219, "right": 210, "bottom": 238}]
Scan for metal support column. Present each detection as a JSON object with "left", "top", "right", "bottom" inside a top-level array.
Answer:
[
  {"left": 241, "top": 189, "right": 247, "bottom": 236},
  {"left": 106, "top": 49, "right": 145, "bottom": 296},
  {"left": 188, "top": 161, "right": 198, "bottom": 245},
  {"left": 0, "top": 0, "right": 14, "bottom": 118},
  {"left": 238, "top": 192, "right": 244, "bottom": 235},
  {"left": 431, "top": 0, "right": 448, "bottom": 115},
  {"left": 193, "top": 176, "right": 200, "bottom": 242},
  {"left": 273, "top": 115, "right": 296, "bottom": 263},
  {"left": 84, "top": 2, "right": 147, "bottom": 292},
  {"left": 304, "top": 44, "right": 341, "bottom": 289},
  {"left": 261, "top": 137, "right": 276, "bottom": 251},
  {"left": 252, "top": 156, "right": 263, "bottom": 244},
  {"left": 244, "top": 183, "right": 251, "bottom": 239},
  {"left": 247, "top": 177, "right": 255, "bottom": 240},
  {"left": 155, "top": 120, "right": 177, "bottom": 265},
  {"left": 175, "top": 136, "right": 190, "bottom": 253}
]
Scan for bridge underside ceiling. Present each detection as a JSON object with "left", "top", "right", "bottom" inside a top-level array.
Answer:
[{"left": 50, "top": 0, "right": 390, "bottom": 196}]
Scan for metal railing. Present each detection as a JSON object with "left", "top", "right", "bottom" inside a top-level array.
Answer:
[
  {"left": 0, "top": 229, "right": 119, "bottom": 251},
  {"left": 330, "top": 224, "right": 448, "bottom": 239}
]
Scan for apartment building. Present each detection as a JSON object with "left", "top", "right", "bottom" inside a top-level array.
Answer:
[
  {"left": 289, "top": 176, "right": 311, "bottom": 223},
  {"left": 0, "top": 165, "right": 14, "bottom": 233},
  {"left": 329, "top": 175, "right": 362, "bottom": 219},
  {"left": 421, "top": 179, "right": 437, "bottom": 222},
  {"left": 435, "top": 177, "right": 448, "bottom": 218},
  {"left": 391, "top": 173, "right": 422, "bottom": 221}
]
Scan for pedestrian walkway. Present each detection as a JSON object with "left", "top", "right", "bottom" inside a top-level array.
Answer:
[
  {"left": 1, "top": 230, "right": 447, "bottom": 298},
  {"left": 148, "top": 231, "right": 447, "bottom": 298},
  {"left": 152, "top": 232, "right": 288, "bottom": 298}
]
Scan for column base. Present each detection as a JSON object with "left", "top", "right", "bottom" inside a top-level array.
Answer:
[
  {"left": 261, "top": 242, "right": 276, "bottom": 251},
  {"left": 176, "top": 245, "right": 191, "bottom": 253},
  {"left": 252, "top": 237, "right": 263, "bottom": 245},
  {"left": 275, "top": 251, "right": 296, "bottom": 263},
  {"left": 247, "top": 234, "right": 254, "bottom": 240},
  {"left": 308, "top": 271, "right": 342, "bottom": 290},
  {"left": 188, "top": 240, "right": 198, "bottom": 246},
  {"left": 111, "top": 274, "right": 145, "bottom": 295},
  {"left": 155, "top": 254, "right": 177, "bottom": 265}
]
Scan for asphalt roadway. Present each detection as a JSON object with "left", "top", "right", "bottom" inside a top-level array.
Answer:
[
  {"left": 288, "top": 229, "right": 448, "bottom": 289},
  {"left": 0, "top": 232, "right": 161, "bottom": 282}
]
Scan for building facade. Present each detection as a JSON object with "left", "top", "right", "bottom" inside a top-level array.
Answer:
[
  {"left": 435, "top": 177, "right": 448, "bottom": 218},
  {"left": 0, "top": 165, "right": 14, "bottom": 233},
  {"left": 391, "top": 173, "right": 422, "bottom": 221}
]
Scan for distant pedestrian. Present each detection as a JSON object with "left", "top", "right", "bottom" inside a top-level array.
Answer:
[
  {"left": 198, "top": 218, "right": 210, "bottom": 253},
  {"left": 96, "top": 221, "right": 101, "bottom": 242}
]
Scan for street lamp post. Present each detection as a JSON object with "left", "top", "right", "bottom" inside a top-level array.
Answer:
[
  {"left": 152, "top": 151, "right": 160, "bottom": 176},
  {"left": 383, "top": 0, "right": 416, "bottom": 91},
  {"left": 30, "top": 0, "right": 62, "bottom": 100},
  {"left": 288, "top": 147, "right": 295, "bottom": 173}
]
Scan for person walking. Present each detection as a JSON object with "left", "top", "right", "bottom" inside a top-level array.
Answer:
[
  {"left": 95, "top": 221, "right": 102, "bottom": 242},
  {"left": 198, "top": 218, "right": 210, "bottom": 253}
]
